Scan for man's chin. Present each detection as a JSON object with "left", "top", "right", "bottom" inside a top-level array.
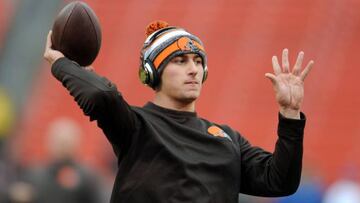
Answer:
[{"left": 179, "top": 93, "right": 200, "bottom": 103}]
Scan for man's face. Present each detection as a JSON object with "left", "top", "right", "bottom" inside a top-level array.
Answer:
[{"left": 157, "top": 53, "right": 204, "bottom": 103}]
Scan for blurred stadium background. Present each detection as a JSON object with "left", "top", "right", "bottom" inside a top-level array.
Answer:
[{"left": 1, "top": 0, "right": 360, "bottom": 202}]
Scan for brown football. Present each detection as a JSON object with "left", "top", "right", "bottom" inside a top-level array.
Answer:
[{"left": 51, "top": 1, "right": 101, "bottom": 66}]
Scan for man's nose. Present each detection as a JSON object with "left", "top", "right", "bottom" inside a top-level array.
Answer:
[{"left": 187, "top": 60, "right": 199, "bottom": 75}]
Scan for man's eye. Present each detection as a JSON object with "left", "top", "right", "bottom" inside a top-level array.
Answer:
[
  {"left": 173, "top": 58, "right": 185, "bottom": 64},
  {"left": 195, "top": 59, "right": 202, "bottom": 65}
]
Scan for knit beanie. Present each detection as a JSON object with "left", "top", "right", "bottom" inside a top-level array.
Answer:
[{"left": 139, "top": 20, "right": 208, "bottom": 88}]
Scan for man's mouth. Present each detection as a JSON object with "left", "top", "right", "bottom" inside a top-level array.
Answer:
[{"left": 184, "top": 80, "right": 199, "bottom": 85}]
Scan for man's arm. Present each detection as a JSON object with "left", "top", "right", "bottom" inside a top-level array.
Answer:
[
  {"left": 238, "top": 113, "right": 305, "bottom": 196},
  {"left": 238, "top": 49, "right": 313, "bottom": 196},
  {"left": 43, "top": 31, "right": 137, "bottom": 154}
]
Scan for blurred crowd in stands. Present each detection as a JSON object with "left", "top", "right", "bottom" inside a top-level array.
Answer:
[{"left": 0, "top": 117, "right": 113, "bottom": 203}]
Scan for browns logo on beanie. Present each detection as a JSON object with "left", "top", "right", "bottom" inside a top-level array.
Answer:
[{"left": 139, "top": 20, "right": 208, "bottom": 89}]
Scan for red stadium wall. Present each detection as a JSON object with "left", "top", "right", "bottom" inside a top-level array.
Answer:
[{"left": 14, "top": 0, "right": 360, "bottom": 183}]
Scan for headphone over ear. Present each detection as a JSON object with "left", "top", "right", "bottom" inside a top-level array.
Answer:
[
  {"left": 139, "top": 58, "right": 159, "bottom": 88},
  {"left": 139, "top": 23, "right": 208, "bottom": 89}
]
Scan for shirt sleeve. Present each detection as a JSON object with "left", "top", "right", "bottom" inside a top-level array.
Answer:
[
  {"left": 238, "top": 112, "right": 306, "bottom": 197},
  {"left": 51, "top": 57, "right": 138, "bottom": 155}
]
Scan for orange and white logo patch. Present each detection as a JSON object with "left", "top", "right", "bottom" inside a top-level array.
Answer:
[
  {"left": 176, "top": 37, "right": 204, "bottom": 52},
  {"left": 207, "top": 126, "right": 232, "bottom": 141}
]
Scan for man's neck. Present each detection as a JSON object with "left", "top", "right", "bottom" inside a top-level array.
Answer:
[{"left": 153, "top": 94, "right": 196, "bottom": 112}]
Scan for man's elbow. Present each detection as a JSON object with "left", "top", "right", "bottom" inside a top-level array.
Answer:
[
  {"left": 78, "top": 89, "right": 117, "bottom": 118},
  {"left": 268, "top": 175, "right": 301, "bottom": 197},
  {"left": 275, "top": 179, "right": 300, "bottom": 196},
  {"left": 282, "top": 183, "right": 300, "bottom": 196}
]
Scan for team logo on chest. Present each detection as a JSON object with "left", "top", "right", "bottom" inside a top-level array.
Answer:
[{"left": 207, "top": 126, "right": 232, "bottom": 141}]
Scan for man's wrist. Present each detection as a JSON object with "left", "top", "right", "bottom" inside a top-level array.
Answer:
[
  {"left": 280, "top": 107, "right": 300, "bottom": 119},
  {"left": 51, "top": 55, "right": 65, "bottom": 65}
]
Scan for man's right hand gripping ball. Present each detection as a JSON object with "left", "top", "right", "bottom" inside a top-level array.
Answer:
[{"left": 44, "top": 31, "right": 94, "bottom": 72}]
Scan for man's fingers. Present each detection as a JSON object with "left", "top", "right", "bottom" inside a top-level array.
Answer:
[
  {"left": 272, "top": 56, "right": 282, "bottom": 75},
  {"left": 300, "top": 60, "right": 314, "bottom": 81},
  {"left": 46, "top": 30, "right": 52, "bottom": 50},
  {"left": 265, "top": 73, "right": 277, "bottom": 85},
  {"left": 292, "top": 51, "right": 304, "bottom": 75},
  {"left": 282, "top": 48, "right": 290, "bottom": 73},
  {"left": 44, "top": 30, "right": 65, "bottom": 65}
]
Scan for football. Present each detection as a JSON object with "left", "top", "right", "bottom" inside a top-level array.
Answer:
[{"left": 51, "top": 1, "right": 101, "bottom": 66}]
